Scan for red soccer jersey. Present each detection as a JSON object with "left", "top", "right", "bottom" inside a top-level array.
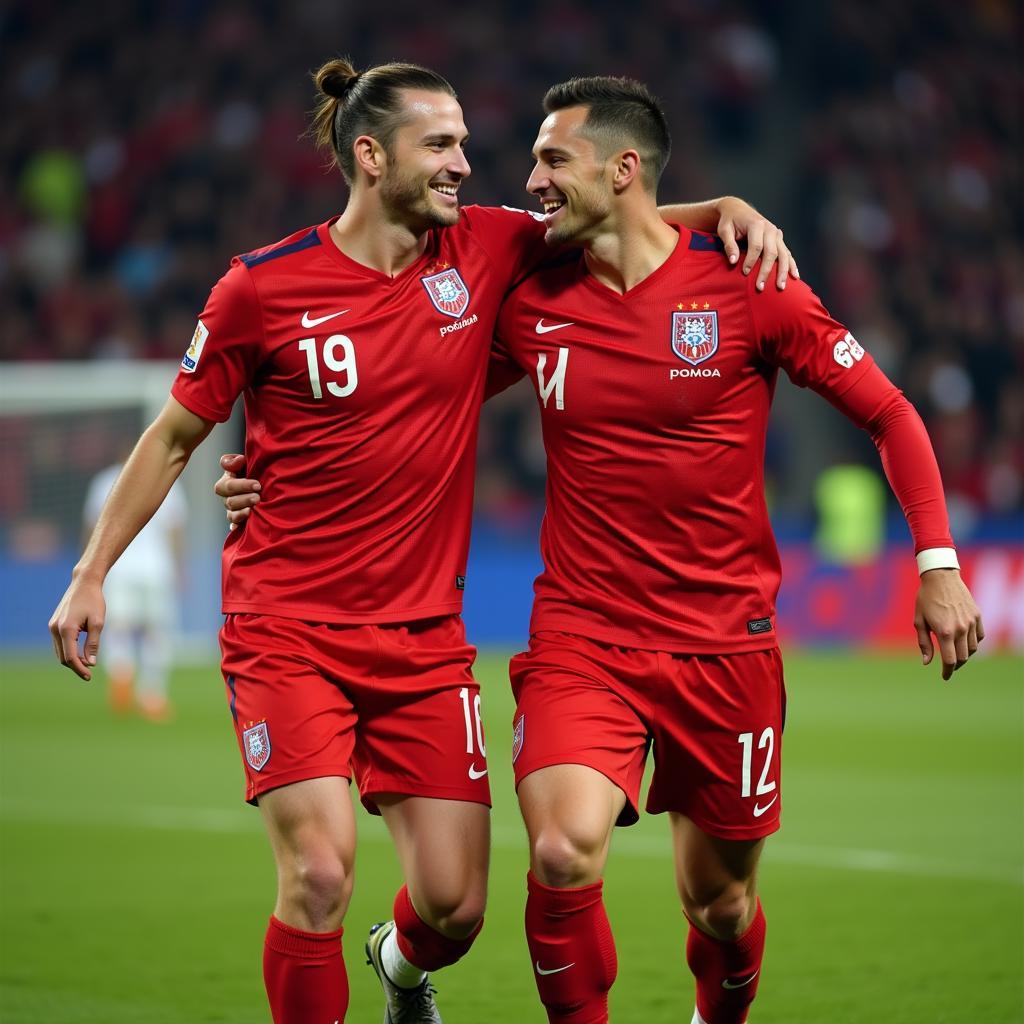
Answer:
[
  {"left": 492, "top": 228, "right": 953, "bottom": 653},
  {"left": 172, "top": 205, "right": 546, "bottom": 624}
]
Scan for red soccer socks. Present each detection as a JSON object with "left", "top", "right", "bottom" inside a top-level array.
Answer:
[
  {"left": 263, "top": 915, "right": 348, "bottom": 1023},
  {"left": 525, "top": 871, "right": 618, "bottom": 1024},
  {"left": 685, "top": 900, "right": 766, "bottom": 1024},
  {"left": 392, "top": 884, "right": 483, "bottom": 970}
]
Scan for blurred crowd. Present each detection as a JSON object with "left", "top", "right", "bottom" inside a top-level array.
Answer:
[
  {"left": 1, "top": 0, "right": 1020, "bottom": 533},
  {"left": 794, "top": 1, "right": 1022, "bottom": 531}
]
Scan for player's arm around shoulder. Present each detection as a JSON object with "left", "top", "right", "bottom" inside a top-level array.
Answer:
[
  {"left": 658, "top": 195, "right": 800, "bottom": 291},
  {"left": 49, "top": 396, "right": 215, "bottom": 680}
]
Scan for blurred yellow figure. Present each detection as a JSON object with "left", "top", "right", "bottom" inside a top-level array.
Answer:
[{"left": 814, "top": 463, "right": 886, "bottom": 565}]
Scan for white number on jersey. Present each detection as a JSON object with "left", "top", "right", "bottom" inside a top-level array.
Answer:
[
  {"left": 459, "top": 686, "right": 486, "bottom": 756},
  {"left": 536, "top": 347, "right": 569, "bottom": 410},
  {"left": 298, "top": 335, "right": 359, "bottom": 399},
  {"left": 738, "top": 728, "right": 776, "bottom": 798}
]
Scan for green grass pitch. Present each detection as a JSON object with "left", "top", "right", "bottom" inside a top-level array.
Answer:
[{"left": 1, "top": 651, "right": 1021, "bottom": 1023}]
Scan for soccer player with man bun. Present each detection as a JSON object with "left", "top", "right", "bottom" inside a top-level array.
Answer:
[
  {"left": 486, "top": 76, "right": 985, "bottom": 1024},
  {"left": 51, "top": 56, "right": 794, "bottom": 1022}
]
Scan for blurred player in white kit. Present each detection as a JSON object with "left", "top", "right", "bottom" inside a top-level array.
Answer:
[{"left": 83, "top": 458, "right": 187, "bottom": 720}]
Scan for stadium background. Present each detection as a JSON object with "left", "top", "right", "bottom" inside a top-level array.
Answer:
[{"left": 0, "top": 2, "right": 1021, "bottom": 1022}]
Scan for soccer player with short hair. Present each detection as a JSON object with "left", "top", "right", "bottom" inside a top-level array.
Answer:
[
  {"left": 50, "top": 59, "right": 795, "bottom": 1024},
  {"left": 480, "top": 77, "right": 984, "bottom": 1024}
]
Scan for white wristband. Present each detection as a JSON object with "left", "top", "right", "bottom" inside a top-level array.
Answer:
[{"left": 916, "top": 547, "right": 960, "bottom": 575}]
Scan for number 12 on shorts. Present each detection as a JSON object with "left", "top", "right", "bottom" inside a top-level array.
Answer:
[
  {"left": 738, "top": 728, "right": 776, "bottom": 798},
  {"left": 459, "top": 687, "right": 486, "bottom": 756}
]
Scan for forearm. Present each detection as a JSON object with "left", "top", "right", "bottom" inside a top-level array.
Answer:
[
  {"left": 77, "top": 399, "right": 213, "bottom": 581},
  {"left": 829, "top": 368, "right": 953, "bottom": 552},
  {"left": 77, "top": 433, "right": 190, "bottom": 581},
  {"left": 872, "top": 399, "right": 954, "bottom": 552},
  {"left": 657, "top": 197, "right": 730, "bottom": 231}
]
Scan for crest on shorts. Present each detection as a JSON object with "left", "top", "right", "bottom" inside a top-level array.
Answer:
[
  {"left": 512, "top": 715, "right": 525, "bottom": 763},
  {"left": 671, "top": 310, "right": 718, "bottom": 365},
  {"left": 421, "top": 267, "right": 470, "bottom": 319},
  {"left": 242, "top": 720, "right": 271, "bottom": 772}
]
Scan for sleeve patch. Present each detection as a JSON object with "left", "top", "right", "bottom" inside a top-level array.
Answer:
[
  {"left": 832, "top": 331, "right": 865, "bottom": 369},
  {"left": 181, "top": 319, "right": 209, "bottom": 373}
]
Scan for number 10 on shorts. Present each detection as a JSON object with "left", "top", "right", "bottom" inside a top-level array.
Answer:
[
  {"left": 738, "top": 728, "right": 776, "bottom": 798},
  {"left": 459, "top": 687, "right": 486, "bottom": 756}
]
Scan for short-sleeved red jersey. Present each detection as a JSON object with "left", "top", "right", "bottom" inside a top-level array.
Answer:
[
  {"left": 172, "top": 205, "right": 546, "bottom": 624},
  {"left": 492, "top": 228, "right": 953, "bottom": 653}
]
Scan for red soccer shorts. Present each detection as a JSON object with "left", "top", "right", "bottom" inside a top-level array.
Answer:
[
  {"left": 220, "top": 613, "right": 490, "bottom": 812},
  {"left": 509, "top": 632, "right": 785, "bottom": 840}
]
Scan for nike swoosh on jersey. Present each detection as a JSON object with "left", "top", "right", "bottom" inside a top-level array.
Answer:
[
  {"left": 535, "top": 961, "right": 575, "bottom": 976},
  {"left": 535, "top": 319, "right": 574, "bottom": 334},
  {"left": 468, "top": 763, "right": 488, "bottom": 780},
  {"left": 301, "top": 309, "right": 350, "bottom": 328},
  {"left": 722, "top": 969, "right": 760, "bottom": 990},
  {"left": 752, "top": 795, "right": 778, "bottom": 817}
]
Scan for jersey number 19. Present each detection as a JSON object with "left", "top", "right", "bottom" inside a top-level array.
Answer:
[{"left": 299, "top": 335, "right": 358, "bottom": 398}]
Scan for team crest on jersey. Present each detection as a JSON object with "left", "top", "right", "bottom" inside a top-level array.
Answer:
[
  {"left": 421, "top": 268, "right": 470, "bottom": 319},
  {"left": 181, "top": 319, "right": 208, "bottom": 373},
  {"left": 512, "top": 715, "right": 524, "bottom": 763},
  {"left": 671, "top": 311, "right": 718, "bottom": 365},
  {"left": 242, "top": 720, "right": 271, "bottom": 772}
]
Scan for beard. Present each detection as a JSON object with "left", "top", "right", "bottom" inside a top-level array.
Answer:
[
  {"left": 544, "top": 183, "right": 611, "bottom": 246},
  {"left": 380, "top": 166, "right": 460, "bottom": 230}
]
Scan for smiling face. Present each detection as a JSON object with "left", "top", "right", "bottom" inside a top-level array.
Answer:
[
  {"left": 377, "top": 89, "right": 471, "bottom": 230},
  {"left": 527, "top": 105, "right": 614, "bottom": 245}
]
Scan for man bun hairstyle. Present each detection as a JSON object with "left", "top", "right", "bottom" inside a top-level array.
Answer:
[
  {"left": 542, "top": 76, "right": 671, "bottom": 193},
  {"left": 311, "top": 57, "right": 457, "bottom": 183},
  {"left": 316, "top": 60, "right": 362, "bottom": 100}
]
